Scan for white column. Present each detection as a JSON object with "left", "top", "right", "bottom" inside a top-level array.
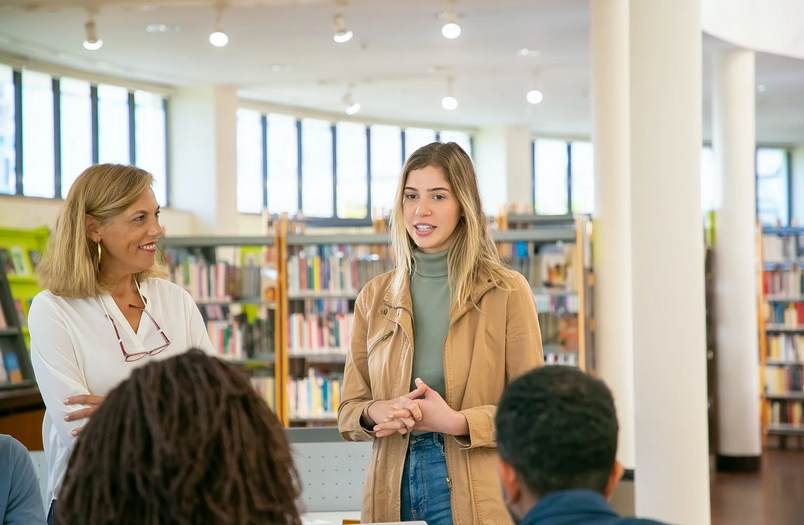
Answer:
[
  {"left": 474, "top": 125, "right": 533, "bottom": 215},
  {"left": 169, "top": 85, "right": 239, "bottom": 235},
  {"left": 590, "top": 0, "right": 636, "bottom": 472},
  {"left": 713, "top": 49, "right": 762, "bottom": 465},
  {"left": 629, "top": 0, "right": 711, "bottom": 523}
]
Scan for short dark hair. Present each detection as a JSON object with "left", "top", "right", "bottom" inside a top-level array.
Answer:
[
  {"left": 496, "top": 366, "right": 619, "bottom": 498},
  {"left": 57, "top": 349, "right": 302, "bottom": 525}
]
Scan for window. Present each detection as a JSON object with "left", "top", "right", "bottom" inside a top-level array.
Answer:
[
  {"left": 135, "top": 90, "right": 167, "bottom": 206},
  {"left": 404, "top": 127, "right": 436, "bottom": 159},
  {"left": 439, "top": 130, "right": 472, "bottom": 157},
  {"left": 534, "top": 139, "right": 569, "bottom": 215},
  {"left": 300, "top": 118, "right": 333, "bottom": 218},
  {"left": 22, "top": 70, "right": 55, "bottom": 198},
  {"left": 267, "top": 113, "right": 298, "bottom": 215},
  {"left": 370, "top": 124, "right": 402, "bottom": 217},
  {"left": 0, "top": 65, "right": 15, "bottom": 195},
  {"left": 757, "top": 148, "right": 789, "bottom": 226},
  {"left": 701, "top": 146, "right": 715, "bottom": 213},
  {"left": 236, "top": 109, "right": 263, "bottom": 214},
  {"left": 336, "top": 121, "right": 367, "bottom": 218},
  {"left": 570, "top": 142, "right": 594, "bottom": 214},
  {"left": 60, "top": 77, "right": 92, "bottom": 198},
  {"left": 98, "top": 84, "right": 130, "bottom": 164}
]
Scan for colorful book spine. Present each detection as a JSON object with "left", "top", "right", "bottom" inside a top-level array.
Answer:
[{"left": 287, "top": 368, "right": 342, "bottom": 419}]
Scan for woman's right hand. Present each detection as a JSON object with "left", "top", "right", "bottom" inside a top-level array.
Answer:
[
  {"left": 64, "top": 395, "right": 104, "bottom": 436},
  {"left": 368, "top": 383, "right": 427, "bottom": 438}
]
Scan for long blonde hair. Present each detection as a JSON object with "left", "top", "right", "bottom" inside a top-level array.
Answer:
[
  {"left": 37, "top": 164, "right": 166, "bottom": 298},
  {"left": 389, "top": 142, "right": 514, "bottom": 314}
]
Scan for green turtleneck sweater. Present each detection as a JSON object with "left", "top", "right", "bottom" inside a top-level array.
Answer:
[{"left": 410, "top": 249, "right": 450, "bottom": 403}]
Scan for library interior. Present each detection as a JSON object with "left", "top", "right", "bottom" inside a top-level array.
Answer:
[{"left": 0, "top": 1, "right": 803, "bottom": 524}]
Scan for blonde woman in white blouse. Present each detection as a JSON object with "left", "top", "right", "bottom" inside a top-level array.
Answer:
[{"left": 29, "top": 164, "right": 215, "bottom": 524}]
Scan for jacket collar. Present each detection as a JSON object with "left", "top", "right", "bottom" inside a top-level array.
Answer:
[
  {"left": 381, "top": 269, "right": 497, "bottom": 323},
  {"left": 521, "top": 490, "right": 619, "bottom": 525}
]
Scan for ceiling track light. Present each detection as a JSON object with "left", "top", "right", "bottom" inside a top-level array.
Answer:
[
  {"left": 527, "top": 70, "right": 543, "bottom": 105},
  {"left": 209, "top": 5, "right": 229, "bottom": 47},
  {"left": 343, "top": 85, "right": 361, "bottom": 115},
  {"left": 442, "top": 0, "right": 461, "bottom": 39},
  {"left": 83, "top": 9, "right": 103, "bottom": 51},
  {"left": 333, "top": 0, "right": 353, "bottom": 43},
  {"left": 442, "top": 75, "right": 458, "bottom": 110}
]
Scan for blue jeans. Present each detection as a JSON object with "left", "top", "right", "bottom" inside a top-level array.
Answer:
[{"left": 400, "top": 433, "right": 453, "bottom": 525}]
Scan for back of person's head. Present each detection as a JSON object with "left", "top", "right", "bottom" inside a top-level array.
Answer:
[
  {"left": 36, "top": 163, "right": 165, "bottom": 298},
  {"left": 57, "top": 349, "right": 302, "bottom": 525},
  {"left": 495, "top": 366, "right": 622, "bottom": 517}
]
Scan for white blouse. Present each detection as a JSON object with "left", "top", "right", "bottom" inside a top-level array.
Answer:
[{"left": 28, "top": 277, "right": 215, "bottom": 505}]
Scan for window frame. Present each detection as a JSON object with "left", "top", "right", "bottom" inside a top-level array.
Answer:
[{"left": 1, "top": 65, "right": 170, "bottom": 205}]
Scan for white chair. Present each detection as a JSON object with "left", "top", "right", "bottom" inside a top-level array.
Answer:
[{"left": 28, "top": 450, "right": 49, "bottom": 513}]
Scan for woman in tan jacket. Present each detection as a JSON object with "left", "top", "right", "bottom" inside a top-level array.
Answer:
[{"left": 337, "top": 142, "right": 544, "bottom": 525}]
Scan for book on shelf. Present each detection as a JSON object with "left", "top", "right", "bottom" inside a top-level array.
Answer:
[
  {"left": 763, "top": 233, "right": 804, "bottom": 264},
  {"left": 250, "top": 376, "right": 276, "bottom": 411},
  {"left": 287, "top": 244, "right": 393, "bottom": 296},
  {"left": 165, "top": 247, "right": 277, "bottom": 303},
  {"left": 500, "top": 243, "right": 577, "bottom": 293},
  {"left": 0, "top": 248, "right": 14, "bottom": 277},
  {"left": 765, "top": 367, "right": 804, "bottom": 395},
  {"left": 1, "top": 352, "right": 22, "bottom": 384},
  {"left": 770, "top": 400, "right": 803, "bottom": 427},
  {"left": 287, "top": 368, "right": 342, "bottom": 420},
  {"left": 0, "top": 352, "right": 7, "bottom": 383},
  {"left": 288, "top": 299, "right": 352, "bottom": 355},
  {"left": 13, "top": 300, "right": 27, "bottom": 328},
  {"left": 545, "top": 352, "right": 579, "bottom": 367},
  {"left": 767, "top": 334, "right": 804, "bottom": 363},
  {"left": 9, "top": 247, "right": 28, "bottom": 276},
  {"left": 200, "top": 304, "right": 275, "bottom": 361},
  {"left": 0, "top": 305, "right": 6, "bottom": 329},
  {"left": 763, "top": 267, "right": 803, "bottom": 297},
  {"left": 763, "top": 300, "right": 804, "bottom": 327}
]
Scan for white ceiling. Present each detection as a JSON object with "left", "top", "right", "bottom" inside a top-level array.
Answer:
[{"left": 0, "top": 0, "right": 803, "bottom": 144}]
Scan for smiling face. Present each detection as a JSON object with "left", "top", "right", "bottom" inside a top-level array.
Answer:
[
  {"left": 402, "top": 165, "right": 462, "bottom": 254},
  {"left": 89, "top": 189, "right": 164, "bottom": 279}
]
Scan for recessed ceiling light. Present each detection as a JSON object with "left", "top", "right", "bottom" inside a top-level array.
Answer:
[
  {"left": 517, "top": 48, "right": 542, "bottom": 57},
  {"left": 757, "top": 84, "right": 766, "bottom": 92},
  {"left": 270, "top": 64, "right": 290, "bottom": 73},
  {"left": 146, "top": 24, "right": 181, "bottom": 33}
]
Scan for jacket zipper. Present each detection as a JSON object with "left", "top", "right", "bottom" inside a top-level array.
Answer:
[{"left": 368, "top": 330, "right": 394, "bottom": 355}]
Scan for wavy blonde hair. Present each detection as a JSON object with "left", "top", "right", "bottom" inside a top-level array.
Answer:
[
  {"left": 389, "top": 142, "right": 514, "bottom": 314},
  {"left": 37, "top": 164, "right": 166, "bottom": 298}
]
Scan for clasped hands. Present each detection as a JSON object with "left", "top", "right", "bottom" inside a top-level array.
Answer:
[{"left": 367, "top": 378, "right": 469, "bottom": 438}]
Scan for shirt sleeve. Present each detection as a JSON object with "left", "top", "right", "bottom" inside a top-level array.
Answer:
[
  {"left": 337, "top": 289, "right": 377, "bottom": 441},
  {"left": 28, "top": 295, "right": 92, "bottom": 452},
  {"left": 183, "top": 291, "right": 216, "bottom": 356},
  {"left": 454, "top": 274, "right": 544, "bottom": 450},
  {"left": 3, "top": 436, "right": 47, "bottom": 525}
]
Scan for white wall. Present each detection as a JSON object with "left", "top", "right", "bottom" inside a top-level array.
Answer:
[
  {"left": 0, "top": 195, "right": 195, "bottom": 235},
  {"left": 474, "top": 125, "right": 534, "bottom": 215}
]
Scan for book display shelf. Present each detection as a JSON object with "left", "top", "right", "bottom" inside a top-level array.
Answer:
[
  {"left": 759, "top": 223, "right": 804, "bottom": 449},
  {"left": 159, "top": 213, "right": 595, "bottom": 427}
]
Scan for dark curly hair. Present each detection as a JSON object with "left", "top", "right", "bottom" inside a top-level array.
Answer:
[
  {"left": 57, "top": 349, "right": 302, "bottom": 525},
  {"left": 495, "top": 365, "right": 619, "bottom": 498}
]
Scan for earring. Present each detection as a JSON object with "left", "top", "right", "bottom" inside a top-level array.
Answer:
[{"left": 97, "top": 242, "right": 102, "bottom": 265}]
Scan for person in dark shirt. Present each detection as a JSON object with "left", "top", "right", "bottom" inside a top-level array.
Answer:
[
  {"left": 495, "top": 366, "right": 671, "bottom": 525},
  {"left": 0, "top": 434, "right": 47, "bottom": 525}
]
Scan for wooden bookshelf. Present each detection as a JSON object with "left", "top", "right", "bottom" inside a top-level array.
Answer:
[
  {"left": 758, "top": 222, "right": 804, "bottom": 448},
  {"left": 159, "top": 214, "right": 595, "bottom": 426}
]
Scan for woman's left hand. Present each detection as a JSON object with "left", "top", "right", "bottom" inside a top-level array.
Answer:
[
  {"left": 379, "top": 378, "right": 469, "bottom": 436},
  {"left": 64, "top": 395, "right": 104, "bottom": 436}
]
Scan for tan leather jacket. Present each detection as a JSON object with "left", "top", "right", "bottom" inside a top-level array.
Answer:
[{"left": 337, "top": 269, "right": 543, "bottom": 525}]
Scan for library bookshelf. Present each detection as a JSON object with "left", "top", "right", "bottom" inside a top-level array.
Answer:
[
  {"left": 159, "top": 213, "right": 595, "bottom": 427},
  {"left": 758, "top": 222, "right": 804, "bottom": 449}
]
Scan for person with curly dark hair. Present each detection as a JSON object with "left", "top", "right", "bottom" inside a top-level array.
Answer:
[
  {"left": 495, "top": 366, "right": 669, "bottom": 525},
  {"left": 55, "top": 349, "right": 302, "bottom": 525}
]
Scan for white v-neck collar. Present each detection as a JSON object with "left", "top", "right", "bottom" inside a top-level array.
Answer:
[{"left": 98, "top": 279, "right": 149, "bottom": 342}]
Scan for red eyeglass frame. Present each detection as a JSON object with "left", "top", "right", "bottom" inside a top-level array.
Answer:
[{"left": 105, "top": 304, "right": 171, "bottom": 362}]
